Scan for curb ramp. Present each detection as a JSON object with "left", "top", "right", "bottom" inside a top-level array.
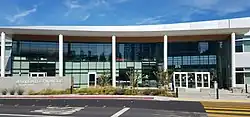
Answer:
[{"left": 201, "top": 101, "right": 250, "bottom": 117}]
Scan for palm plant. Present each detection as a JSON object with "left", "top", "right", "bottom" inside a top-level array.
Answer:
[
  {"left": 125, "top": 69, "right": 142, "bottom": 94},
  {"left": 126, "top": 69, "right": 141, "bottom": 88},
  {"left": 154, "top": 69, "right": 174, "bottom": 89},
  {"left": 98, "top": 71, "right": 111, "bottom": 87}
]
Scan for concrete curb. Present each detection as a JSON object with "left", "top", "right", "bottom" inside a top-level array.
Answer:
[
  {"left": 2, "top": 95, "right": 250, "bottom": 103},
  {"left": 175, "top": 98, "right": 250, "bottom": 103},
  {"left": 0, "top": 95, "right": 157, "bottom": 100}
]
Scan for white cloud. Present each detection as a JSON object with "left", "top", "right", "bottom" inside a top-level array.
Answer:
[
  {"left": 5, "top": 6, "right": 37, "bottom": 23},
  {"left": 136, "top": 15, "right": 166, "bottom": 25},
  {"left": 64, "top": 0, "right": 82, "bottom": 9},
  {"left": 63, "top": 0, "right": 110, "bottom": 17},
  {"left": 81, "top": 14, "right": 90, "bottom": 21}
]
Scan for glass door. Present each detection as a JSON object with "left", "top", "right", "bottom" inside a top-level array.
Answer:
[
  {"left": 203, "top": 73, "right": 210, "bottom": 88},
  {"left": 88, "top": 72, "right": 97, "bottom": 87},
  {"left": 174, "top": 73, "right": 180, "bottom": 88},
  {"left": 181, "top": 73, "right": 187, "bottom": 88},
  {"left": 195, "top": 73, "right": 203, "bottom": 88},
  {"left": 188, "top": 73, "right": 195, "bottom": 88}
]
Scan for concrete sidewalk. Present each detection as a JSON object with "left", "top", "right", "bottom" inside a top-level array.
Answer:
[{"left": 175, "top": 98, "right": 250, "bottom": 103}]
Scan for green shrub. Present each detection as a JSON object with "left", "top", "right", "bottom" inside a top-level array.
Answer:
[
  {"left": 114, "top": 88, "right": 125, "bottom": 95},
  {"left": 1, "top": 89, "right": 8, "bottom": 95},
  {"left": 17, "top": 88, "right": 24, "bottom": 95},
  {"left": 27, "top": 87, "right": 175, "bottom": 97},
  {"left": 142, "top": 89, "right": 151, "bottom": 95},
  {"left": 103, "top": 87, "right": 116, "bottom": 95},
  {"left": 124, "top": 89, "right": 138, "bottom": 95},
  {"left": 9, "top": 88, "right": 16, "bottom": 95}
]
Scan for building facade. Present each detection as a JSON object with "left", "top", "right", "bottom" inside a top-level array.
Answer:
[{"left": 1, "top": 17, "right": 250, "bottom": 89}]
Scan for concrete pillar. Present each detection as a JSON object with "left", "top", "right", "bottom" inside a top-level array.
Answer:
[
  {"left": 231, "top": 32, "right": 236, "bottom": 87},
  {"left": 1, "top": 32, "right": 5, "bottom": 77},
  {"left": 164, "top": 35, "right": 168, "bottom": 71},
  {"left": 112, "top": 35, "right": 116, "bottom": 87},
  {"left": 59, "top": 34, "right": 64, "bottom": 77}
]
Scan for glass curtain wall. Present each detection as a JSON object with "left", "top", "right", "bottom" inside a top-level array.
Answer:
[
  {"left": 116, "top": 43, "right": 163, "bottom": 87},
  {"left": 12, "top": 40, "right": 59, "bottom": 77},
  {"left": 64, "top": 42, "right": 112, "bottom": 88},
  {"left": 168, "top": 41, "right": 218, "bottom": 71}
]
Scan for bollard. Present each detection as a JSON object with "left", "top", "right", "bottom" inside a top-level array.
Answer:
[
  {"left": 246, "top": 84, "right": 248, "bottom": 93},
  {"left": 214, "top": 81, "right": 219, "bottom": 99},
  {"left": 216, "top": 88, "right": 219, "bottom": 99},
  {"left": 176, "top": 88, "right": 179, "bottom": 98},
  {"left": 70, "top": 85, "right": 73, "bottom": 94}
]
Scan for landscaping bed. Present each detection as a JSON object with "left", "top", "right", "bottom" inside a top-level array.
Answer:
[{"left": 27, "top": 87, "right": 176, "bottom": 97}]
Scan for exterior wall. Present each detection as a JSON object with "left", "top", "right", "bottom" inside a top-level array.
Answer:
[
  {"left": 235, "top": 53, "right": 250, "bottom": 68},
  {"left": 13, "top": 34, "right": 230, "bottom": 42},
  {"left": 0, "top": 34, "right": 12, "bottom": 75},
  {"left": 6, "top": 34, "right": 235, "bottom": 88},
  {"left": 0, "top": 76, "right": 71, "bottom": 92}
]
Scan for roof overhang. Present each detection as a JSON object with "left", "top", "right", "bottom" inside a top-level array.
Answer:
[{"left": 0, "top": 17, "right": 250, "bottom": 37}]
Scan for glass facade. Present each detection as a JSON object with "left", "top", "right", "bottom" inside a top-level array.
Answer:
[
  {"left": 11, "top": 38, "right": 227, "bottom": 88},
  {"left": 64, "top": 43, "right": 112, "bottom": 88},
  {"left": 168, "top": 41, "right": 218, "bottom": 71},
  {"left": 12, "top": 41, "right": 59, "bottom": 77}
]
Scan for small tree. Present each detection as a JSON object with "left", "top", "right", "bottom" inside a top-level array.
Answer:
[
  {"left": 126, "top": 69, "right": 141, "bottom": 94},
  {"left": 98, "top": 71, "right": 111, "bottom": 87},
  {"left": 154, "top": 69, "right": 174, "bottom": 89}
]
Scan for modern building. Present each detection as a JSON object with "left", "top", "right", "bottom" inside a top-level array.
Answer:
[{"left": 1, "top": 17, "right": 250, "bottom": 89}]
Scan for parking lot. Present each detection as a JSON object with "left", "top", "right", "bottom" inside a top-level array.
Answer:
[
  {"left": 0, "top": 99, "right": 208, "bottom": 117},
  {"left": 0, "top": 105, "right": 207, "bottom": 117}
]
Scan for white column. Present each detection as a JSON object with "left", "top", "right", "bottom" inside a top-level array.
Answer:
[
  {"left": 59, "top": 34, "right": 64, "bottom": 77},
  {"left": 112, "top": 35, "right": 116, "bottom": 87},
  {"left": 164, "top": 35, "right": 168, "bottom": 71},
  {"left": 231, "top": 32, "right": 236, "bottom": 87},
  {"left": 1, "top": 32, "right": 5, "bottom": 77}
]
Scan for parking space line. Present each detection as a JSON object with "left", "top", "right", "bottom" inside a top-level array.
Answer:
[{"left": 111, "top": 108, "right": 130, "bottom": 117}]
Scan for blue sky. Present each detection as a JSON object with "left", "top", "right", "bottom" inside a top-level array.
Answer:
[{"left": 0, "top": 0, "right": 250, "bottom": 26}]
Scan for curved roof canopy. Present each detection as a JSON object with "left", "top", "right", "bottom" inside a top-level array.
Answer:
[{"left": 0, "top": 17, "right": 250, "bottom": 37}]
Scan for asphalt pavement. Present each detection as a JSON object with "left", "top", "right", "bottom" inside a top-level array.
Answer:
[{"left": 0, "top": 99, "right": 208, "bottom": 117}]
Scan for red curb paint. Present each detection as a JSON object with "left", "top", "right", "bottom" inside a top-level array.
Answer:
[{"left": 0, "top": 95, "right": 155, "bottom": 100}]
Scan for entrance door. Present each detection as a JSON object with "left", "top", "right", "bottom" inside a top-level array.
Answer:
[
  {"left": 195, "top": 73, "right": 203, "bottom": 88},
  {"left": 202, "top": 72, "right": 210, "bottom": 88},
  {"left": 174, "top": 72, "right": 210, "bottom": 89},
  {"left": 195, "top": 72, "right": 210, "bottom": 89},
  {"left": 88, "top": 72, "right": 97, "bottom": 87},
  {"left": 173, "top": 72, "right": 188, "bottom": 88}
]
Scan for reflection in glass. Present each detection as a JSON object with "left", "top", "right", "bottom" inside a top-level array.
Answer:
[
  {"left": 181, "top": 74, "right": 187, "bottom": 87},
  {"left": 203, "top": 74, "right": 209, "bottom": 87},
  {"left": 175, "top": 74, "right": 180, "bottom": 87},
  {"left": 197, "top": 74, "right": 202, "bottom": 87},
  {"left": 188, "top": 73, "right": 195, "bottom": 88}
]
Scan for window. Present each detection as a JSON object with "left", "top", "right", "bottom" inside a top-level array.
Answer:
[
  {"left": 191, "top": 56, "right": 199, "bottom": 65},
  {"left": 198, "top": 42, "right": 208, "bottom": 54},
  {"left": 243, "top": 40, "right": 250, "bottom": 52},
  {"left": 245, "top": 73, "right": 250, "bottom": 84},
  {"left": 236, "top": 73, "right": 244, "bottom": 84},
  {"left": 236, "top": 41, "right": 243, "bottom": 52},
  {"left": 209, "top": 55, "right": 216, "bottom": 65},
  {"left": 182, "top": 56, "right": 190, "bottom": 65}
]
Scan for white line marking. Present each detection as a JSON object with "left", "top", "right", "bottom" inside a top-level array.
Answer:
[
  {"left": 111, "top": 108, "right": 130, "bottom": 117},
  {"left": 0, "top": 113, "right": 72, "bottom": 117}
]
